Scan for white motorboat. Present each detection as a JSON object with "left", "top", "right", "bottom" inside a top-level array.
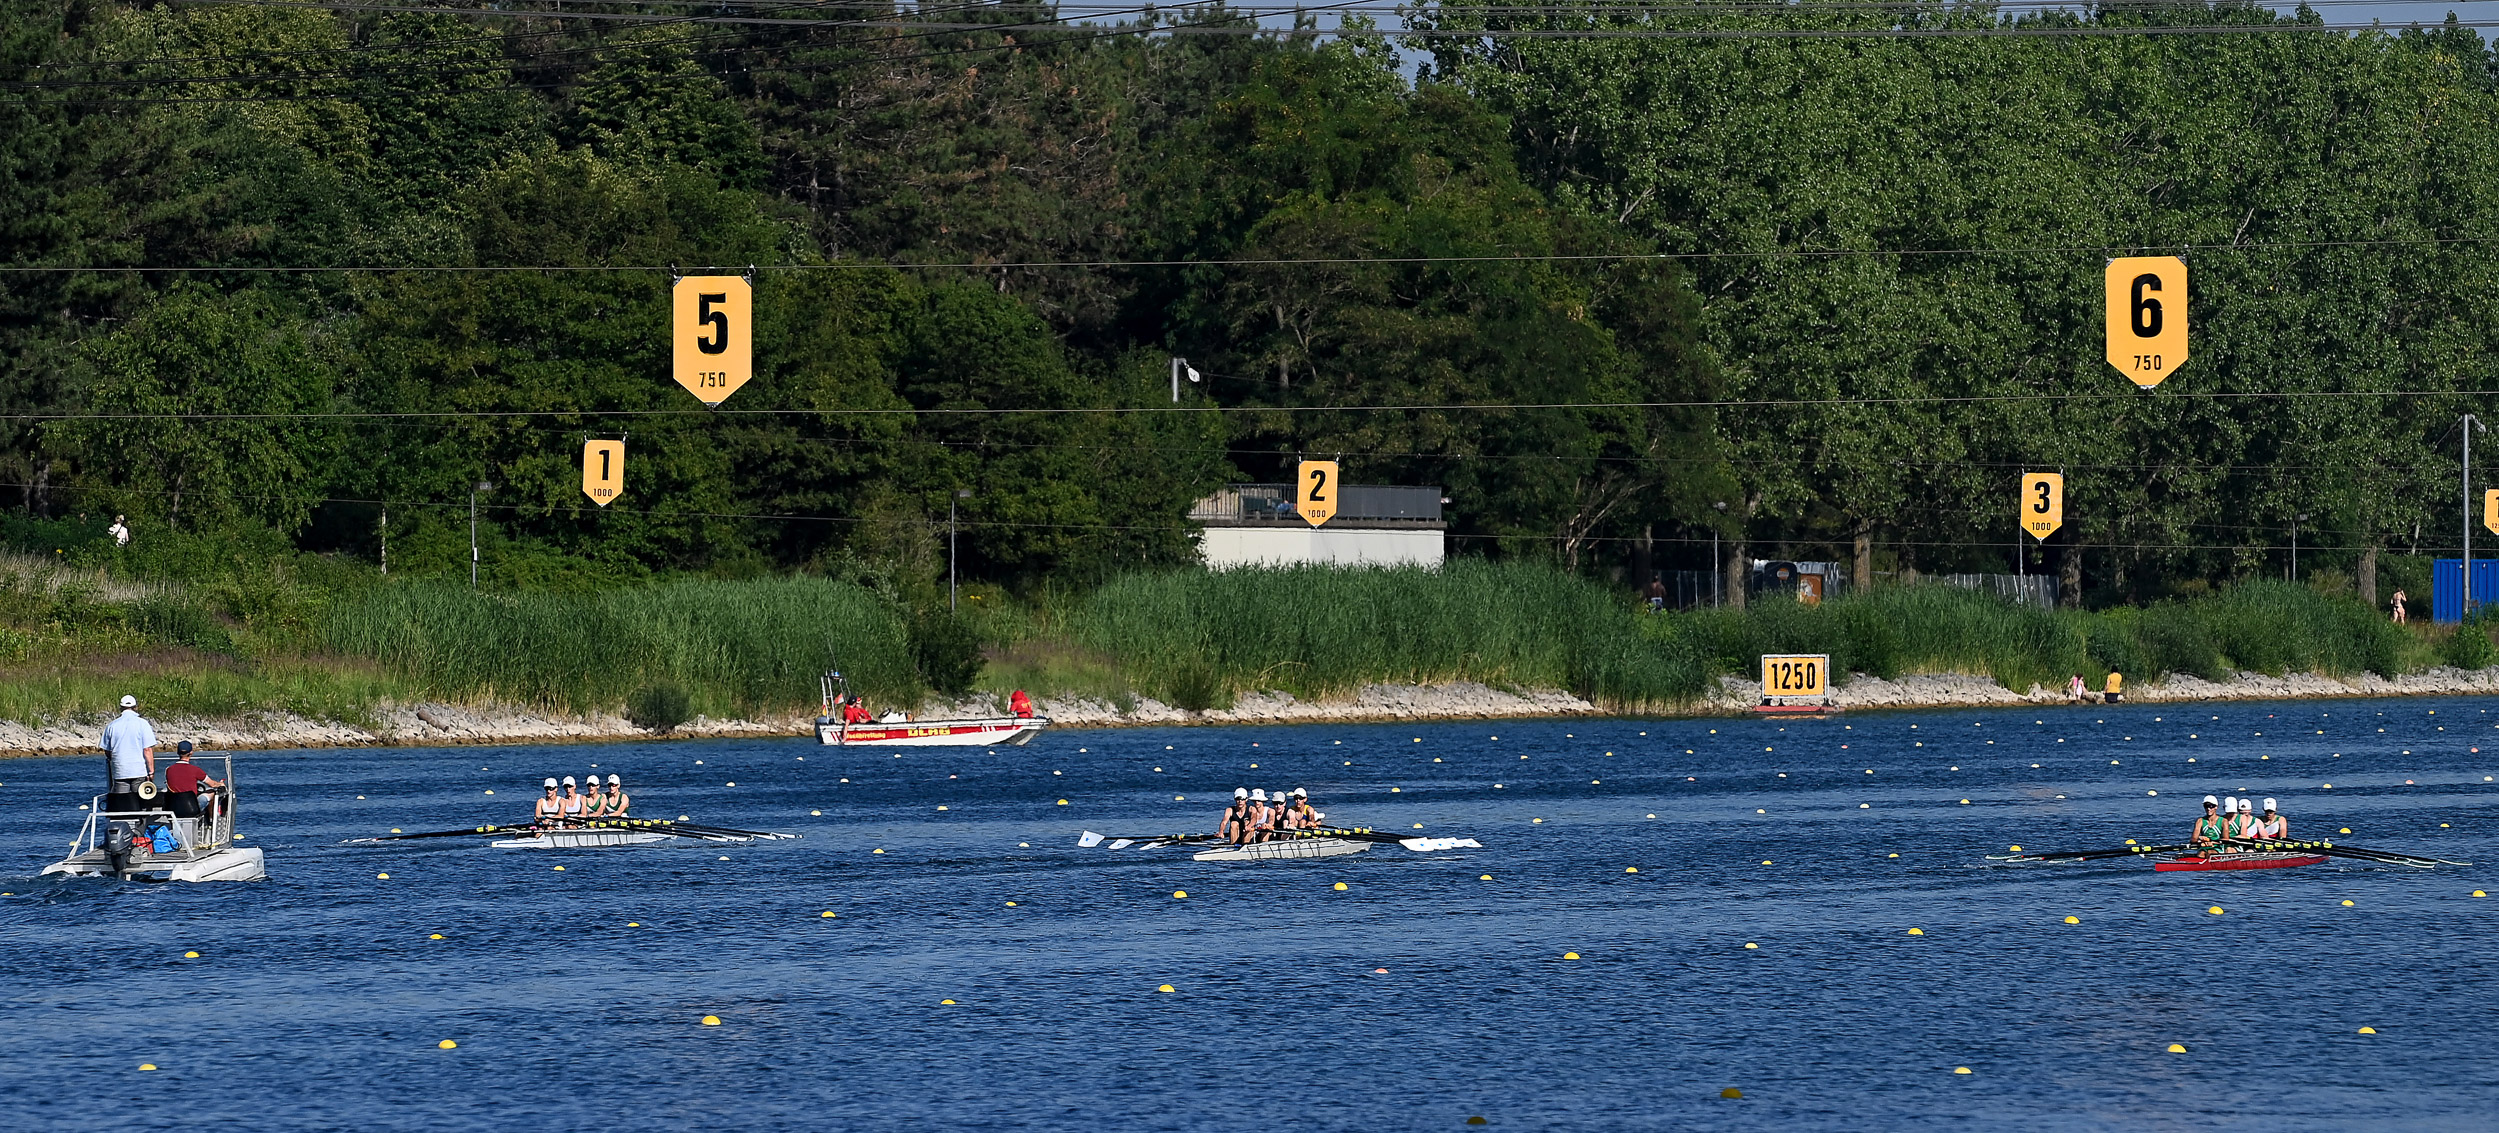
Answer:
[
  {"left": 812, "top": 669, "right": 1046, "bottom": 747},
  {"left": 44, "top": 755, "right": 265, "bottom": 883}
]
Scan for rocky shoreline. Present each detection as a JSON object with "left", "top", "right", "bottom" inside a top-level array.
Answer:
[{"left": 3, "top": 668, "right": 2495, "bottom": 756}]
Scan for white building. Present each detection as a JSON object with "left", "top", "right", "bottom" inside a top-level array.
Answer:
[{"left": 1191, "top": 484, "right": 1445, "bottom": 569}]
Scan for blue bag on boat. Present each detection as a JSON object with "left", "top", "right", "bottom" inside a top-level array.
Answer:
[{"left": 149, "top": 825, "right": 177, "bottom": 853}]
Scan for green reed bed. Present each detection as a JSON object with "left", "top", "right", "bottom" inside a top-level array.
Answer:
[
  {"left": 319, "top": 577, "right": 917, "bottom": 715},
  {"left": 1070, "top": 562, "right": 1708, "bottom": 709}
]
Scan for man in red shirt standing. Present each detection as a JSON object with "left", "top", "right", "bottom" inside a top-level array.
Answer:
[
  {"left": 1009, "top": 689, "right": 1034, "bottom": 718},
  {"left": 162, "top": 741, "right": 223, "bottom": 818}
]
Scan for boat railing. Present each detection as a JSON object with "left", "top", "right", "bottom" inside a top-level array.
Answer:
[{"left": 67, "top": 754, "right": 240, "bottom": 863}]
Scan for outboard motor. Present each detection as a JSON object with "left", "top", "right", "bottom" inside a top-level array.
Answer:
[{"left": 103, "top": 822, "right": 134, "bottom": 879}]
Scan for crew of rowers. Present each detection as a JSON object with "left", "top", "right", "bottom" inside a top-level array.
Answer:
[
  {"left": 533, "top": 774, "right": 631, "bottom": 827},
  {"left": 1217, "top": 787, "right": 1322, "bottom": 844},
  {"left": 2189, "top": 794, "right": 2287, "bottom": 849}
]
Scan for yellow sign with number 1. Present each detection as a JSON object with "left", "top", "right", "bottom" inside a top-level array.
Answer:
[
  {"left": 672, "top": 276, "right": 752, "bottom": 406},
  {"left": 583, "top": 440, "right": 624, "bottom": 507},
  {"left": 2105, "top": 256, "right": 2187, "bottom": 388},
  {"left": 1297, "top": 460, "right": 1339, "bottom": 527},
  {"left": 2021, "top": 472, "right": 2063, "bottom": 540}
]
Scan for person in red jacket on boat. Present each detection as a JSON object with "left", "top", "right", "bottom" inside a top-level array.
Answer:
[
  {"left": 840, "top": 696, "right": 874, "bottom": 725},
  {"left": 1009, "top": 690, "right": 1034, "bottom": 718}
]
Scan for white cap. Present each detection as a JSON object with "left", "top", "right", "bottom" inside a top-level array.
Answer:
[
  {"left": 2222, "top": 797, "right": 2237, "bottom": 813},
  {"left": 1234, "top": 787, "right": 1248, "bottom": 799},
  {"left": 608, "top": 775, "right": 621, "bottom": 786},
  {"left": 2262, "top": 798, "right": 2276, "bottom": 812},
  {"left": 544, "top": 778, "right": 558, "bottom": 788},
  {"left": 120, "top": 694, "right": 136, "bottom": 708},
  {"left": 1250, "top": 789, "right": 1266, "bottom": 802},
  {"left": 2202, "top": 795, "right": 2218, "bottom": 806},
  {"left": 562, "top": 776, "right": 577, "bottom": 787},
  {"left": 1294, "top": 788, "right": 1308, "bottom": 798}
]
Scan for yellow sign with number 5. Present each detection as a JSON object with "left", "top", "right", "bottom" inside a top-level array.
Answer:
[
  {"left": 2021, "top": 472, "right": 2063, "bottom": 541},
  {"left": 2105, "top": 256, "right": 2186, "bottom": 387},
  {"left": 1761, "top": 654, "right": 1828, "bottom": 700},
  {"left": 583, "top": 440, "right": 624, "bottom": 507},
  {"left": 673, "top": 276, "right": 752, "bottom": 406},
  {"left": 1297, "top": 460, "right": 1339, "bottom": 527}
]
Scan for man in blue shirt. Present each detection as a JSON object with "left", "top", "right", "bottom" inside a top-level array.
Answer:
[{"left": 100, "top": 694, "right": 157, "bottom": 804}]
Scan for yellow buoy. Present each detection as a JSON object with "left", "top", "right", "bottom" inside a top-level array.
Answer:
[
  {"left": 626, "top": 922, "right": 640, "bottom": 927},
  {"left": 1761, "top": 860, "right": 1774, "bottom": 865},
  {"left": 376, "top": 872, "right": 390, "bottom": 880},
  {"left": 1333, "top": 882, "right": 1348, "bottom": 891},
  {"left": 1479, "top": 874, "right": 1492, "bottom": 880},
  {"left": 139, "top": 1063, "right": 157, "bottom": 1071},
  {"left": 2341, "top": 827, "right": 2352, "bottom": 834},
  {"left": 1906, "top": 928, "right": 1924, "bottom": 935},
  {"left": 1172, "top": 890, "right": 1187, "bottom": 898},
  {"left": 1056, "top": 799, "right": 1068, "bottom": 806},
  {"left": 1158, "top": 984, "right": 1175, "bottom": 993},
  {"left": 2341, "top": 900, "right": 2355, "bottom": 907},
  {"left": 1743, "top": 942, "right": 1758, "bottom": 949},
  {"left": 2208, "top": 906, "right": 2225, "bottom": 915},
  {"left": 1720, "top": 1087, "right": 1743, "bottom": 1099},
  {"left": 552, "top": 866, "right": 565, "bottom": 871},
  {"left": 2358, "top": 1027, "right": 2377, "bottom": 1034},
  {"left": 428, "top": 934, "right": 443, "bottom": 940},
  {"left": 940, "top": 999, "right": 956, "bottom": 1005},
  {"left": 439, "top": 1040, "right": 458, "bottom": 1050},
  {"left": 2008, "top": 845, "right": 2021, "bottom": 853},
  {"left": 1887, "top": 853, "right": 1899, "bottom": 859},
  {"left": 1562, "top": 952, "right": 1580, "bottom": 960},
  {"left": 1953, "top": 1067, "right": 1972, "bottom": 1075},
  {"left": 183, "top": 950, "right": 199, "bottom": 958},
  {"left": 701, "top": 1015, "right": 721, "bottom": 1026},
  {"left": 2167, "top": 1043, "right": 2187, "bottom": 1053},
  {"left": 873, "top": 849, "right": 884, "bottom": 854},
  {"left": 1625, "top": 867, "right": 1639, "bottom": 874},
  {"left": 820, "top": 911, "right": 836, "bottom": 918},
  {"left": 811, "top": 810, "right": 821, "bottom": 816},
  {"left": 2064, "top": 916, "right": 2080, "bottom": 925},
  {"left": 2475, "top": 891, "right": 2489, "bottom": 898}
]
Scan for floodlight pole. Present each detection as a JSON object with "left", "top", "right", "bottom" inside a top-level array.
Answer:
[
  {"left": 470, "top": 481, "right": 492, "bottom": 588},
  {"left": 2468, "top": 416, "right": 2481, "bottom": 616}
]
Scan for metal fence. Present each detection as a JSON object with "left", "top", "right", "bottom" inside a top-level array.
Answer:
[{"left": 1640, "top": 569, "right": 2053, "bottom": 611}]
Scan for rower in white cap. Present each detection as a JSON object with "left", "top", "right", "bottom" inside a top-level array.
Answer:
[
  {"left": 1281, "top": 787, "right": 1320, "bottom": 831},
  {"left": 2247, "top": 798, "right": 2286, "bottom": 842},
  {"left": 1219, "top": 788, "right": 1250, "bottom": 843},
  {"left": 535, "top": 778, "right": 564, "bottom": 825},
  {"left": 1243, "top": 789, "right": 1272, "bottom": 843},
  {"left": 557, "top": 776, "right": 587, "bottom": 827},
  {"left": 603, "top": 774, "right": 630, "bottom": 818},
  {"left": 2227, "top": 797, "right": 2258, "bottom": 843},
  {"left": 580, "top": 772, "right": 610, "bottom": 819},
  {"left": 2190, "top": 795, "right": 2228, "bottom": 848}
]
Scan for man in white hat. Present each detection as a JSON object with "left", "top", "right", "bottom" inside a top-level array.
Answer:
[
  {"left": 2247, "top": 798, "right": 2286, "bottom": 842},
  {"left": 1218, "top": 788, "right": 1250, "bottom": 844},
  {"left": 2189, "top": 795, "right": 2227, "bottom": 849},
  {"left": 99, "top": 693, "right": 158, "bottom": 807}
]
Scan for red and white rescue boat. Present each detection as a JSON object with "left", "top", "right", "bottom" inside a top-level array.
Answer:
[{"left": 815, "top": 715, "right": 1047, "bottom": 747}]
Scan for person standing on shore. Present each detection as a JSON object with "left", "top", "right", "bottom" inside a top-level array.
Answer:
[
  {"left": 2103, "top": 671, "right": 2124, "bottom": 704},
  {"left": 99, "top": 694, "right": 157, "bottom": 803},
  {"left": 1645, "top": 573, "right": 1668, "bottom": 613},
  {"left": 2067, "top": 674, "right": 2086, "bottom": 702},
  {"left": 2391, "top": 589, "right": 2408, "bottom": 624},
  {"left": 107, "top": 514, "right": 130, "bottom": 547}
]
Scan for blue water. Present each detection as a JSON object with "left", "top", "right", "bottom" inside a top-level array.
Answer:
[{"left": 2, "top": 697, "right": 2495, "bottom": 1130}]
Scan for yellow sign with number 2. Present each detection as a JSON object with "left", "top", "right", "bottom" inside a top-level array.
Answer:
[{"left": 2105, "top": 256, "right": 2187, "bottom": 388}]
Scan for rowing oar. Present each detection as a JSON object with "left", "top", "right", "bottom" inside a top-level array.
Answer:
[
  {"left": 1989, "top": 843, "right": 2192, "bottom": 864},
  {"left": 1076, "top": 830, "right": 1218, "bottom": 848},
  {"left": 2232, "top": 838, "right": 2465, "bottom": 868},
  {"left": 343, "top": 823, "right": 540, "bottom": 844}
]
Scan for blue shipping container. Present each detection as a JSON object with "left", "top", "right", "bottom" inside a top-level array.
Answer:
[{"left": 2431, "top": 559, "right": 2499, "bottom": 623}]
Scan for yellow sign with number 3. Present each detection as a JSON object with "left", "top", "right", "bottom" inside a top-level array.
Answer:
[
  {"left": 672, "top": 276, "right": 752, "bottom": 406},
  {"left": 2021, "top": 472, "right": 2063, "bottom": 541},
  {"left": 583, "top": 440, "right": 624, "bottom": 507},
  {"left": 1297, "top": 460, "right": 1339, "bottom": 527},
  {"left": 2105, "top": 256, "right": 2187, "bottom": 388}
]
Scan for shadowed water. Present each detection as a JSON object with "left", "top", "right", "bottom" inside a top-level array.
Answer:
[{"left": 2, "top": 697, "right": 2493, "bottom": 1130}]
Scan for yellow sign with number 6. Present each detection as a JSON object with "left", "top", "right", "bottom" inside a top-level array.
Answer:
[
  {"left": 672, "top": 276, "right": 752, "bottom": 406},
  {"left": 2105, "top": 256, "right": 2187, "bottom": 388},
  {"left": 2021, "top": 472, "right": 2063, "bottom": 541},
  {"left": 1297, "top": 460, "right": 1339, "bottom": 527},
  {"left": 583, "top": 440, "right": 624, "bottom": 507}
]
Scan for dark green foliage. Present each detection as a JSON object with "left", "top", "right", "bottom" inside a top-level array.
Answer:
[
  {"left": 908, "top": 608, "right": 985, "bottom": 697},
  {"left": 624, "top": 682, "right": 694, "bottom": 733}
]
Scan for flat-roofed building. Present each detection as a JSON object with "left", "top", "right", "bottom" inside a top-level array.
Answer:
[{"left": 1190, "top": 483, "right": 1445, "bottom": 569}]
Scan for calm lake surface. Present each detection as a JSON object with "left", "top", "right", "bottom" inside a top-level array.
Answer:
[{"left": 3, "top": 697, "right": 2494, "bottom": 1130}]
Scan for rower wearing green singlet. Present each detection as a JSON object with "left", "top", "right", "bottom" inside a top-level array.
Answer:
[
  {"left": 2189, "top": 795, "right": 2228, "bottom": 849},
  {"left": 2226, "top": 797, "right": 2258, "bottom": 843},
  {"left": 603, "top": 774, "right": 630, "bottom": 819},
  {"left": 580, "top": 772, "right": 609, "bottom": 820}
]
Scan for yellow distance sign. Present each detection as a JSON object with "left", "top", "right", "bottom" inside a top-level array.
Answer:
[
  {"left": 1761, "top": 654, "right": 1828, "bottom": 700},
  {"left": 2105, "top": 256, "right": 2187, "bottom": 387},
  {"left": 2486, "top": 489, "right": 2498, "bottom": 536},
  {"left": 1297, "top": 460, "right": 1339, "bottom": 527},
  {"left": 583, "top": 440, "right": 624, "bottom": 507},
  {"left": 2020, "top": 472, "right": 2064, "bottom": 541},
  {"left": 672, "top": 276, "right": 752, "bottom": 406}
]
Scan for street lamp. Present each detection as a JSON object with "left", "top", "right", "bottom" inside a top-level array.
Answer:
[
  {"left": 470, "top": 480, "right": 493, "bottom": 588},
  {"left": 950, "top": 488, "right": 973, "bottom": 611},
  {"left": 1712, "top": 500, "right": 1728, "bottom": 608},
  {"left": 2292, "top": 512, "right": 2310, "bottom": 581}
]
